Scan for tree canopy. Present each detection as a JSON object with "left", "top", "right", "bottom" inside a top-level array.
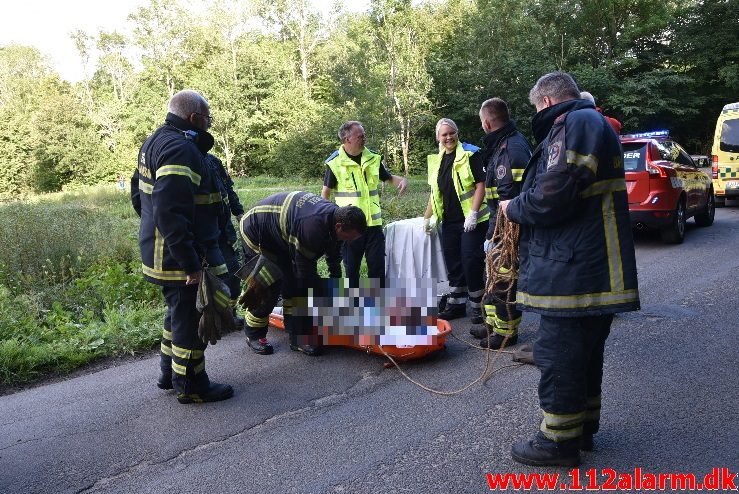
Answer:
[{"left": 1, "top": 0, "right": 736, "bottom": 197}]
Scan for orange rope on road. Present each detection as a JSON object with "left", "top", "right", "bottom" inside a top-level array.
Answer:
[{"left": 379, "top": 327, "right": 522, "bottom": 395}]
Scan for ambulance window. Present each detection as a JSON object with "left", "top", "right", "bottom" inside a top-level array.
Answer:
[
  {"left": 622, "top": 144, "right": 646, "bottom": 171},
  {"left": 720, "top": 119, "right": 739, "bottom": 153}
]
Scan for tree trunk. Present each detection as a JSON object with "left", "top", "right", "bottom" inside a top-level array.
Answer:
[{"left": 298, "top": 24, "right": 310, "bottom": 97}]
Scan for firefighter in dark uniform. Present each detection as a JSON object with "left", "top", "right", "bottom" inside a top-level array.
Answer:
[
  {"left": 423, "top": 118, "right": 489, "bottom": 324},
  {"left": 133, "top": 89, "right": 233, "bottom": 404},
  {"left": 240, "top": 191, "right": 366, "bottom": 356},
  {"left": 500, "top": 72, "right": 640, "bottom": 466},
  {"left": 321, "top": 120, "right": 408, "bottom": 286},
  {"left": 205, "top": 153, "right": 245, "bottom": 326},
  {"left": 470, "top": 98, "right": 532, "bottom": 349}
]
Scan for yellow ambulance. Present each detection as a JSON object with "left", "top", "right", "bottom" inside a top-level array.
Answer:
[{"left": 712, "top": 102, "right": 739, "bottom": 206}]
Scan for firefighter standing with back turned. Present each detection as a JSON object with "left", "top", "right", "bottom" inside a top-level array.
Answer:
[
  {"left": 500, "top": 72, "right": 639, "bottom": 466},
  {"left": 471, "top": 97, "right": 532, "bottom": 350},
  {"left": 133, "top": 89, "right": 233, "bottom": 404}
]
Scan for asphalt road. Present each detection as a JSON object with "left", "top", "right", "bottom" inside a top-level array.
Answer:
[{"left": 2, "top": 209, "right": 738, "bottom": 493}]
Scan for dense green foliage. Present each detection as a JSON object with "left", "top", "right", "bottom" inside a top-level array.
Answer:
[
  {"left": 0, "top": 177, "right": 428, "bottom": 386},
  {"left": 1, "top": 0, "right": 736, "bottom": 197},
  {"left": 0, "top": 188, "right": 162, "bottom": 384}
]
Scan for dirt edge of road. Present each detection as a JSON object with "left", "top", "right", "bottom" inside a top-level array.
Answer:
[{"left": 0, "top": 349, "right": 158, "bottom": 398}]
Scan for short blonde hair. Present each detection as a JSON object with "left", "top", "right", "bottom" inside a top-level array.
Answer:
[{"left": 435, "top": 118, "right": 458, "bottom": 138}]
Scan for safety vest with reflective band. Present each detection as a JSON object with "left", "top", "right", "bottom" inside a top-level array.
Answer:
[
  {"left": 325, "top": 147, "right": 383, "bottom": 226},
  {"left": 135, "top": 114, "right": 223, "bottom": 286},
  {"left": 505, "top": 101, "right": 640, "bottom": 316},
  {"left": 239, "top": 191, "right": 342, "bottom": 280},
  {"left": 427, "top": 142, "right": 490, "bottom": 224}
]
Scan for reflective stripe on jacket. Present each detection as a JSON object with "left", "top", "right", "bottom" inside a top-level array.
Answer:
[
  {"left": 206, "top": 154, "right": 242, "bottom": 244},
  {"left": 481, "top": 123, "right": 532, "bottom": 239},
  {"left": 483, "top": 126, "right": 531, "bottom": 207},
  {"left": 239, "top": 191, "right": 341, "bottom": 280},
  {"left": 135, "top": 113, "right": 220, "bottom": 286}
]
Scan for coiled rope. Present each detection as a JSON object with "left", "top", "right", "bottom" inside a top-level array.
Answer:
[{"left": 485, "top": 211, "right": 520, "bottom": 304}]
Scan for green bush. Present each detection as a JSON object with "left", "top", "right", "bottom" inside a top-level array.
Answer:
[
  {"left": 379, "top": 176, "right": 430, "bottom": 224},
  {"left": 0, "top": 259, "right": 164, "bottom": 385},
  {"left": 0, "top": 302, "right": 164, "bottom": 384}
]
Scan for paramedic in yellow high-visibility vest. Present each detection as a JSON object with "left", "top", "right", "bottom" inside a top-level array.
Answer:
[
  {"left": 321, "top": 120, "right": 408, "bottom": 285},
  {"left": 423, "top": 117, "right": 489, "bottom": 325}
]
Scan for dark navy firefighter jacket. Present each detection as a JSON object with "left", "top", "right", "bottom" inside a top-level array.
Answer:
[
  {"left": 205, "top": 154, "right": 245, "bottom": 245},
  {"left": 133, "top": 113, "right": 223, "bottom": 286},
  {"left": 505, "top": 99, "right": 640, "bottom": 317},
  {"left": 481, "top": 120, "right": 532, "bottom": 239},
  {"left": 239, "top": 191, "right": 343, "bottom": 281}
]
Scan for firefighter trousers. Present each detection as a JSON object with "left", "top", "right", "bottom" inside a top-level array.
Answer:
[
  {"left": 482, "top": 267, "right": 522, "bottom": 337},
  {"left": 440, "top": 220, "right": 487, "bottom": 310},
  {"left": 534, "top": 314, "right": 613, "bottom": 449},
  {"left": 160, "top": 285, "right": 209, "bottom": 394},
  {"left": 241, "top": 248, "right": 315, "bottom": 344}
]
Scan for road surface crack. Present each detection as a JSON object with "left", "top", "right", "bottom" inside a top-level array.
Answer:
[{"left": 76, "top": 368, "right": 386, "bottom": 493}]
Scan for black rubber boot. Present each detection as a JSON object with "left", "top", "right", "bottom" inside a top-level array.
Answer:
[
  {"left": 285, "top": 314, "right": 322, "bottom": 357},
  {"left": 470, "top": 325, "right": 492, "bottom": 339},
  {"left": 512, "top": 341, "right": 535, "bottom": 365},
  {"left": 480, "top": 333, "right": 518, "bottom": 349},
  {"left": 157, "top": 355, "right": 173, "bottom": 390},
  {"left": 246, "top": 336, "right": 274, "bottom": 355},
  {"left": 580, "top": 433, "right": 594, "bottom": 451},
  {"left": 470, "top": 307, "right": 484, "bottom": 325},
  {"left": 438, "top": 303, "right": 466, "bottom": 321},
  {"left": 177, "top": 381, "right": 234, "bottom": 404},
  {"left": 233, "top": 309, "right": 245, "bottom": 331},
  {"left": 511, "top": 436, "right": 580, "bottom": 467}
]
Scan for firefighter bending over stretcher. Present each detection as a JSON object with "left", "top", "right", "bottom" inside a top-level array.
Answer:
[{"left": 238, "top": 191, "right": 366, "bottom": 356}]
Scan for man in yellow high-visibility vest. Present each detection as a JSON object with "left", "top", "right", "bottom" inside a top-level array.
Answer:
[{"left": 321, "top": 121, "right": 408, "bottom": 285}]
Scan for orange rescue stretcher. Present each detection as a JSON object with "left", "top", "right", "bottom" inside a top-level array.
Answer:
[{"left": 268, "top": 312, "right": 452, "bottom": 362}]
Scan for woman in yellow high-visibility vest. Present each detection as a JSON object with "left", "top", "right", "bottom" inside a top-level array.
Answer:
[{"left": 423, "top": 118, "right": 489, "bottom": 323}]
